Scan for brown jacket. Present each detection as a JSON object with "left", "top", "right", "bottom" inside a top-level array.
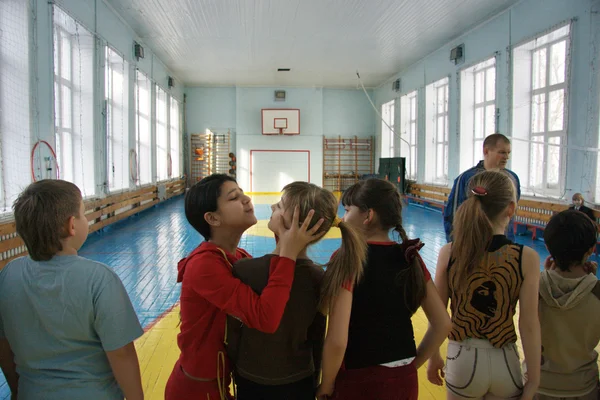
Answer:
[
  {"left": 537, "top": 270, "right": 600, "bottom": 397},
  {"left": 226, "top": 255, "right": 326, "bottom": 386}
]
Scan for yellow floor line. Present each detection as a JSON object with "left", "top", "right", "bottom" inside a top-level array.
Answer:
[
  {"left": 136, "top": 304, "right": 600, "bottom": 399},
  {"left": 136, "top": 305, "right": 448, "bottom": 399},
  {"left": 136, "top": 306, "right": 182, "bottom": 400}
]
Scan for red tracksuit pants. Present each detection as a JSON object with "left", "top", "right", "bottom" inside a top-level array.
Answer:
[
  {"left": 164, "top": 360, "right": 233, "bottom": 400},
  {"left": 330, "top": 363, "right": 418, "bottom": 400}
]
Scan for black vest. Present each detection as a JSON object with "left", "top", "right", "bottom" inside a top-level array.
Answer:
[{"left": 345, "top": 243, "right": 419, "bottom": 369}]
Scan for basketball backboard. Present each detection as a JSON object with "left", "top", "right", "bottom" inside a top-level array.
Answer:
[{"left": 261, "top": 109, "right": 300, "bottom": 135}]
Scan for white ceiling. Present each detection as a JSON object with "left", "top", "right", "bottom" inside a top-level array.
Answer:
[{"left": 106, "top": 0, "right": 520, "bottom": 88}]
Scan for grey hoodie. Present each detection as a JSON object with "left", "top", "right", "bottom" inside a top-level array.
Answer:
[{"left": 537, "top": 269, "right": 600, "bottom": 397}]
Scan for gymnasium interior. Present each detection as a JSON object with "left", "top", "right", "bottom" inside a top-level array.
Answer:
[{"left": 1, "top": 0, "right": 599, "bottom": 398}]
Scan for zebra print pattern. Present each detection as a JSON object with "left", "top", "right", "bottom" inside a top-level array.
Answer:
[{"left": 448, "top": 244, "right": 524, "bottom": 348}]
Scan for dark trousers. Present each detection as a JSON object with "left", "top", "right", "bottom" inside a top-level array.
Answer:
[{"left": 235, "top": 374, "right": 315, "bottom": 400}]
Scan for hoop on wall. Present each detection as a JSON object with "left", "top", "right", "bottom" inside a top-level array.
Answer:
[
  {"left": 129, "top": 149, "right": 138, "bottom": 183},
  {"left": 31, "top": 140, "right": 60, "bottom": 182}
]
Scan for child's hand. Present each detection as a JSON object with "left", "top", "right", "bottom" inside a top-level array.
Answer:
[
  {"left": 278, "top": 206, "right": 325, "bottom": 260},
  {"left": 427, "top": 353, "right": 445, "bottom": 386},
  {"left": 584, "top": 261, "right": 597, "bottom": 275},
  {"left": 316, "top": 382, "right": 334, "bottom": 399},
  {"left": 544, "top": 256, "right": 555, "bottom": 271},
  {"left": 519, "top": 381, "right": 538, "bottom": 400}
]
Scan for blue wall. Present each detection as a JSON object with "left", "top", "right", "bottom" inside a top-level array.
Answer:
[
  {"left": 184, "top": 86, "right": 377, "bottom": 190},
  {"left": 185, "top": 86, "right": 376, "bottom": 138}
]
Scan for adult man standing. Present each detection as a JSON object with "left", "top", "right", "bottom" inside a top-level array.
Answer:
[{"left": 443, "top": 133, "right": 521, "bottom": 242}]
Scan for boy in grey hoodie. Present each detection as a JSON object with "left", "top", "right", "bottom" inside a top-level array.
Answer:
[{"left": 537, "top": 210, "right": 600, "bottom": 399}]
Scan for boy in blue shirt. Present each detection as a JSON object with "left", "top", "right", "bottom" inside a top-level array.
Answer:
[{"left": 0, "top": 180, "right": 144, "bottom": 400}]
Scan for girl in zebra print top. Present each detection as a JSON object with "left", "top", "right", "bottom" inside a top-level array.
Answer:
[{"left": 427, "top": 170, "right": 541, "bottom": 400}]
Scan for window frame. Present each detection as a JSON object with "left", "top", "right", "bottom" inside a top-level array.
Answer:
[
  {"left": 135, "top": 69, "right": 152, "bottom": 186},
  {"left": 155, "top": 85, "right": 169, "bottom": 182},
  {"left": 380, "top": 99, "right": 395, "bottom": 158},
  {"left": 400, "top": 91, "right": 418, "bottom": 180},
  {"left": 511, "top": 22, "right": 571, "bottom": 198},
  {"left": 169, "top": 97, "right": 181, "bottom": 179},
  {"left": 104, "top": 45, "right": 130, "bottom": 192}
]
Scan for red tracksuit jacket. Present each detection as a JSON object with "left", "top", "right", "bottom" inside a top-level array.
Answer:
[{"left": 175, "top": 241, "right": 295, "bottom": 380}]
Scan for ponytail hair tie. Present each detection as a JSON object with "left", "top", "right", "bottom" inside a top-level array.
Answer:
[
  {"left": 332, "top": 216, "right": 342, "bottom": 228},
  {"left": 403, "top": 238, "right": 424, "bottom": 264},
  {"left": 471, "top": 186, "right": 488, "bottom": 196}
]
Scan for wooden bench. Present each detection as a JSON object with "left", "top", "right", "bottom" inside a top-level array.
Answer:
[
  {"left": 0, "top": 178, "right": 185, "bottom": 270},
  {"left": 405, "top": 183, "right": 450, "bottom": 212},
  {"left": 513, "top": 198, "right": 600, "bottom": 239},
  {"left": 512, "top": 199, "right": 569, "bottom": 240},
  {"left": 513, "top": 199, "right": 600, "bottom": 260},
  {"left": 165, "top": 180, "right": 185, "bottom": 199}
]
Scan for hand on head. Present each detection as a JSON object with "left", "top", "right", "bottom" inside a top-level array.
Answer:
[
  {"left": 584, "top": 261, "right": 597, "bottom": 275},
  {"left": 276, "top": 206, "right": 325, "bottom": 258},
  {"left": 544, "top": 256, "right": 555, "bottom": 271}
]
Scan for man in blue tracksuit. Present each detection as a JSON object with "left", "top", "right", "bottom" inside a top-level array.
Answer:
[{"left": 443, "top": 133, "right": 521, "bottom": 242}]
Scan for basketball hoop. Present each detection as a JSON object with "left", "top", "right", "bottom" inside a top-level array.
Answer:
[
  {"left": 274, "top": 117, "right": 287, "bottom": 135},
  {"left": 261, "top": 109, "right": 300, "bottom": 135}
]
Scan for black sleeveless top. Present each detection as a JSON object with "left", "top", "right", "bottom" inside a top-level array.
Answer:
[{"left": 345, "top": 242, "right": 430, "bottom": 369}]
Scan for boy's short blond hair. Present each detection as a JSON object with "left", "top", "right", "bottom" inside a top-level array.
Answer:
[{"left": 13, "top": 180, "right": 82, "bottom": 261}]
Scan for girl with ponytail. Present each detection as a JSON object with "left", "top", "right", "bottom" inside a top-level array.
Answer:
[
  {"left": 317, "top": 178, "right": 451, "bottom": 400},
  {"left": 226, "top": 181, "right": 366, "bottom": 400},
  {"left": 427, "top": 170, "right": 541, "bottom": 400}
]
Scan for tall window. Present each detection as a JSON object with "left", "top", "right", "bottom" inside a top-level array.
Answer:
[
  {"left": 381, "top": 100, "right": 395, "bottom": 158},
  {"left": 169, "top": 98, "right": 181, "bottom": 178},
  {"left": 155, "top": 86, "right": 169, "bottom": 182},
  {"left": 399, "top": 91, "right": 417, "bottom": 180},
  {"left": 425, "top": 77, "right": 449, "bottom": 184},
  {"left": 105, "top": 47, "right": 129, "bottom": 191},
  {"left": 0, "top": 0, "right": 31, "bottom": 212},
  {"left": 512, "top": 24, "right": 571, "bottom": 197},
  {"left": 53, "top": 6, "right": 95, "bottom": 197},
  {"left": 460, "top": 58, "right": 496, "bottom": 171},
  {"left": 135, "top": 70, "right": 152, "bottom": 185}
]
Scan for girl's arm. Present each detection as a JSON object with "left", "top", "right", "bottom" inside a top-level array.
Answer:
[
  {"left": 426, "top": 243, "right": 452, "bottom": 385},
  {"left": 316, "top": 289, "right": 352, "bottom": 398},
  {"left": 518, "top": 246, "right": 541, "bottom": 400},
  {"left": 191, "top": 208, "right": 324, "bottom": 333},
  {"left": 308, "top": 312, "right": 327, "bottom": 379},
  {"left": 191, "top": 252, "right": 294, "bottom": 333},
  {"left": 413, "top": 279, "right": 451, "bottom": 369}
]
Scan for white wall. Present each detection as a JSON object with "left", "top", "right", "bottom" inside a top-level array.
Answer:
[
  {"left": 237, "top": 135, "right": 322, "bottom": 191},
  {"left": 185, "top": 86, "right": 376, "bottom": 191},
  {"left": 236, "top": 87, "right": 324, "bottom": 136},
  {"left": 374, "top": 0, "right": 600, "bottom": 200}
]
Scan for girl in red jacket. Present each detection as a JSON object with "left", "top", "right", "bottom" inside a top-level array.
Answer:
[{"left": 165, "top": 174, "right": 323, "bottom": 400}]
